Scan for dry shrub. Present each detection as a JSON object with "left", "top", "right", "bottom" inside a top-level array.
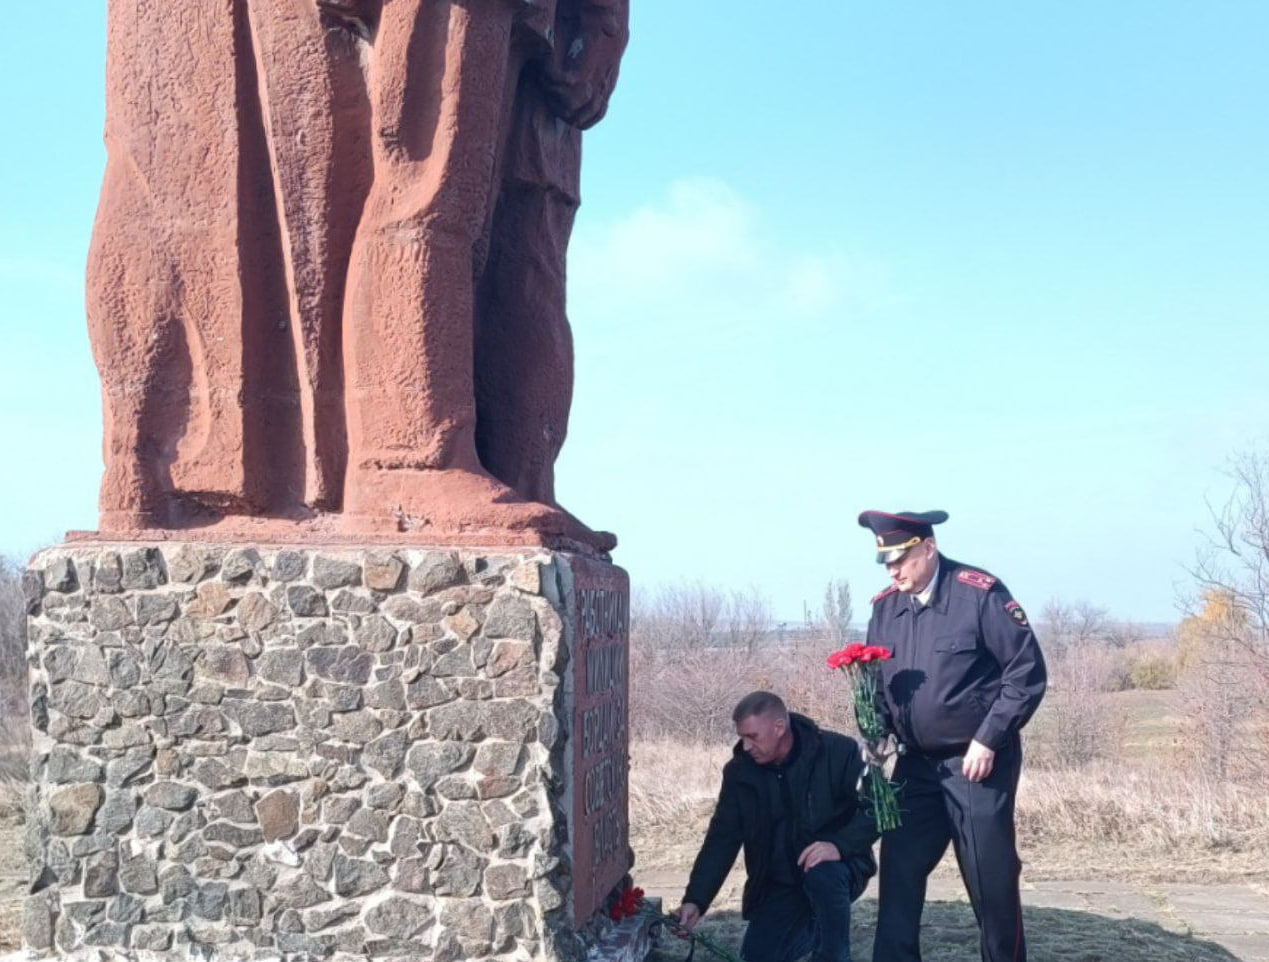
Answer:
[
  {"left": 773, "top": 638, "right": 854, "bottom": 732},
  {"left": 1124, "top": 643, "right": 1177, "bottom": 690},
  {"left": 629, "top": 634, "right": 858, "bottom": 744},
  {"left": 1026, "top": 642, "right": 1126, "bottom": 770},
  {"left": 0, "top": 561, "right": 26, "bottom": 706},
  {"left": 1018, "top": 761, "right": 1269, "bottom": 854},
  {"left": 628, "top": 579, "right": 864, "bottom": 746},
  {"left": 630, "top": 646, "right": 765, "bottom": 743},
  {"left": 1171, "top": 582, "right": 1269, "bottom": 783},
  {"left": 0, "top": 780, "right": 25, "bottom": 822},
  {"left": 1175, "top": 651, "right": 1269, "bottom": 783},
  {"left": 0, "top": 720, "right": 27, "bottom": 784},
  {"left": 0, "top": 559, "right": 28, "bottom": 772}
]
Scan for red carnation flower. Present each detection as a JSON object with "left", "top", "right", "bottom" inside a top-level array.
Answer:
[
  {"left": 859, "top": 645, "right": 892, "bottom": 663},
  {"left": 827, "top": 648, "right": 854, "bottom": 670},
  {"left": 610, "top": 884, "right": 646, "bottom": 920}
]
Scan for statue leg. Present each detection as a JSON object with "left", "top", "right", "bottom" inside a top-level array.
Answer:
[
  {"left": 247, "top": 0, "right": 372, "bottom": 510},
  {"left": 341, "top": 0, "right": 607, "bottom": 546},
  {"left": 475, "top": 176, "right": 577, "bottom": 507},
  {"left": 88, "top": 195, "right": 191, "bottom": 529},
  {"left": 89, "top": 0, "right": 255, "bottom": 529},
  {"left": 342, "top": 0, "right": 504, "bottom": 481},
  {"left": 474, "top": 83, "right": 614, "bottom": 542}
]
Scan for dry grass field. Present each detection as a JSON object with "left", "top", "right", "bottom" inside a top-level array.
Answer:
[
  {"left": 0, "top": 780, "right": 25, "bottom": 953},
  {"left": 629, "top": 689, "right": 1269, "bottom": 887}
]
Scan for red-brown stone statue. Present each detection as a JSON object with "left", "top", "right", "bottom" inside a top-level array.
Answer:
[{"left": 86, "top": 0, "right": 627, "bottom": 550}]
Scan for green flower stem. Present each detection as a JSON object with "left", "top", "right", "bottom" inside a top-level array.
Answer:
[
  {"left": 863, "top": 767, "right": 901, "bottom": 832},
  {"left": 642, "top": 907, "right": 744, "bottom": 962},
  {"left": 839, "top": 663, "right": 902, "bottom": 832}
]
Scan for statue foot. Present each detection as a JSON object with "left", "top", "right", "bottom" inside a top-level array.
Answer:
[
  {"left": 97, "top": 464, "right": 184, "bottom": 533},
  {"left": 343, "top": 465, "right": 617, "bottom": 553},
  {"left": 97, "top": 453, "right": 266, "bottom": 534}
]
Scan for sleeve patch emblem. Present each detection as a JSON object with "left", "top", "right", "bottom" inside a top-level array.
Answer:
[
  {"left": 957, "top": 570, "right": 996, "bottom": 591},
  {"left": 1006, "top": 601, "right": 1028, "bottom": 626}
]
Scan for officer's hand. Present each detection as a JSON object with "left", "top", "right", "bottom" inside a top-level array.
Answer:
[
  {"left": 962, "top": 740, "right": 996, "bottom": 782},
  {"left": 797, "top": 841, "right": 842, "bottom": 871},
  {"left": 672, "top": 903, "right": 702, "bottom": 936}
]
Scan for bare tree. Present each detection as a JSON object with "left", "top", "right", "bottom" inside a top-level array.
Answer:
[
  {"left": 1189, "top": 450, "right": 1269, "bottom": 684},
  {"left": 630, "top": 582, "right": 725, "bottom": 651},
  {"left": 1173, "top": 450, "right": 1269, "bottom": 783},
  {"left": 724, "top": 587, "right": 773, "bottom": 654},
  {"left": 1039, "top": 599, "right": 1109, "bottom": 654},
  {"left": 629, "top": 587, "right": 675, "bottom": 651},
  {"left": 1039, "top": 600, "right": 1074, "bottom": 655},
  {"left": 0, "top": 557, "right": 30, "bottom": 763},
  {"left": 1072, "top": 601, "right": 1110, "bottom": 644},
  {"left": 1105, "top": 620, "right": 1145, "bottom": 649},
  {"left": 821, "top": 579, "right": 853, "bottom": 646},
  {"left": 632, "top": 581, "right": 773, "bottom": 654},
  {"left": 662, "top": 582, "right": 724, "bottom": 649},
  {"left": 1178, "top": 656, "right": 1250, "bottom": 781}
]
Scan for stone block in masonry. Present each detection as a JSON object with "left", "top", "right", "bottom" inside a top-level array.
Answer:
[{"left": 24, "top": 544, "right": 639, "bottom": 962}]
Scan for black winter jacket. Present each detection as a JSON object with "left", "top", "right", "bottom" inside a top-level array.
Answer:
[{"left": 682, "top": 713, "right": 878, "bottom": 919}]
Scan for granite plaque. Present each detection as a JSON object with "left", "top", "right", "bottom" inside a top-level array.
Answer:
[{"left": 568, "top": 557, "right": 631, "bottom": 925}]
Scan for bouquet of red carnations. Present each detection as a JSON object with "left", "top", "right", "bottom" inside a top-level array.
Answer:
[{"left": 827, "top": 643, "right": 902, "bottom": 831}]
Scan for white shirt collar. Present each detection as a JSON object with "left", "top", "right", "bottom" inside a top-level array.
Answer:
[{"left": 914, "top": 560, "right": 941, "bottom": 607}]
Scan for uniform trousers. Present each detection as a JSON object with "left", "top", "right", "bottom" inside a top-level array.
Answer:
[
  {"left": 741, "top": 862, "right": 861, "bottom": 962},
  {"left": 872, "top": 738, "right": 1025, "bottom": 962}
]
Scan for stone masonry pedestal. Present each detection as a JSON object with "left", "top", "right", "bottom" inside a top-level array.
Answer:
[{"left": 22, "top": 543, "right": 633, "bottom": 961}]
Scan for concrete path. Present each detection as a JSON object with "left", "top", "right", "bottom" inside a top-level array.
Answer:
[
  {"left": 1007, "top": 877, "right": 1269, "bottom": 962},
  {"left": 636, "top": 870, "right": 1269, "bottom": 962}
]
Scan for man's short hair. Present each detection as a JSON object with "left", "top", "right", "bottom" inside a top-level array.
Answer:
[{"left": 732, "top": 691, "right": 789, "bottom": 724}]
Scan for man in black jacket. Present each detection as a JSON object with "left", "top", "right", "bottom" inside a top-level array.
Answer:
[
  {"left": 673, "top": 692, "right": 878, "bottom": 962},
  {"left": 858, "top": 509, "right": 1046, "bottom": 962}
]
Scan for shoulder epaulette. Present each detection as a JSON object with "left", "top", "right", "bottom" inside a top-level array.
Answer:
[
  {"left": 956, "top": 569, "right": 997, "bottom": 591},
  {"left": 870, "top": 585, "right": 899, "bottom": 605}
]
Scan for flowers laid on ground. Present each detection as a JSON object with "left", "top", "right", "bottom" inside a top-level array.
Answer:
[
  {"left": 827, "top": 642, "right": 902, "bottom": 831},
  {"left": 609, "top": 885, "right": 646, "bottom": 920},
  {"left": 609, "top": 884, "right": 742, "bottom": 962}
]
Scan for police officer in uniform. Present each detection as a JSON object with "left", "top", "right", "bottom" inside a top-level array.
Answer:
[{"left": 858, "top": 510, "right": 1046, "bottom": 962}]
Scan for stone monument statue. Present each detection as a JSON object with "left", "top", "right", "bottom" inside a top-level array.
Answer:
[
  {"left": 25, "top": 3, "right": 645, "bottom": 960},
  {"left": 87, "top": 0, "right": 625, "bottom": 550}
]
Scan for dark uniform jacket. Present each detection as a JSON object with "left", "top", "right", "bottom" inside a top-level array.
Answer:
[
  {"left": 683, "top": 713, "right": 878, "bottom": 919},
  {"left": 866, "top": 555, "right": 1047, "bottom": 756}
]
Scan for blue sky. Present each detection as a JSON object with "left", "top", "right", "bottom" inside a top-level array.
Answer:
[{"left": 2, "top": 2, "right": 1267, "bottom": 624}]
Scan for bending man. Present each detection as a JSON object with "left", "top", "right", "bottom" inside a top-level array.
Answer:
[{"left": 673, "top": 692, "right": 877, "bottom": 962}]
